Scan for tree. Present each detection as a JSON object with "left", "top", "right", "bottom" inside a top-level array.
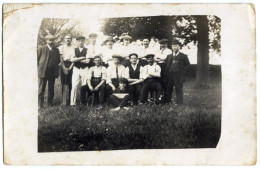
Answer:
[{"left": 37, "top": 18, "right": 82, "bottom": 47}]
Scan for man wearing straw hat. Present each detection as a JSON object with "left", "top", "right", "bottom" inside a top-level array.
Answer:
[{"left": 101, "top": 36, "right": 115, "bottom": 67}]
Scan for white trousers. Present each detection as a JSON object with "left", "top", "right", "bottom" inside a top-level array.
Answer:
[{"left": 70, "top": 66, "right": 89, "bottom": 105}]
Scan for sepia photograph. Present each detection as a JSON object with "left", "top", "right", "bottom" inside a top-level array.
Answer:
[
  {"left": 3, "top": 3, "right": 255, "bottom": 165},
  {"left": 37, "top": 15, "right": 221, "bottom": 152}
]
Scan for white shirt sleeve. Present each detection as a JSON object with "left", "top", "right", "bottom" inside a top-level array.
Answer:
[
  {"left": 87, "top": 67, "right": 93, "bottom": 80},
  {"left": 154, "top": 64, "right": 161, "bottom": 77},
  {"left": 101, "top": 66, "right": 107, "bottom": 81},
  {"left": 124, "top": 67, "right": 130, "bottom": 79},
  {"left": 106, "top": 66, "right": 112, "bottom": 84}
]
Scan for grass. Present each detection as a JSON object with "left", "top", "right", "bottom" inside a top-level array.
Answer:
[{"left": 38, "top": 76, "right": 221, "bottom": 152}]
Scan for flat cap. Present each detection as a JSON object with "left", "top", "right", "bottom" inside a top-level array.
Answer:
[
  {"left": 89, "top": 33, "right": 98, "bottom": 38},
  {"left": 159, "top": 39, "right": 168, "bottom": 44},
  {"left": 145, "top": 54, "right": 155, "bottom": 59},
  {"left": 129, "top": 53, "right": 138, "bottom": 58},
  {"left": 112, "top": 54, "right": 123, "bottom": 59},
  {"left": 171, "top": 39, "right": 181, "bottom": 45},
  {"left": 45, "top": 35, "right": 56, "bottom": 40},
  {"left": 76, "top": 36, "right": 86, "bottom": 40}
]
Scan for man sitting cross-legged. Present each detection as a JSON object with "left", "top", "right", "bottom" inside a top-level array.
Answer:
[
  {"left": 86, "top": 55, "right": 107, "bottom": 105},
  {"left": 108, "top": 78, "right": 132, "bottom": 111}
]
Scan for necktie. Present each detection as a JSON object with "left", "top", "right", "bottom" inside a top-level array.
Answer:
[{"left": 116, "top": 66, "right": 119, "bottom": 79}]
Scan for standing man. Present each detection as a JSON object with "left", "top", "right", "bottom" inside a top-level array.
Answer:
[
  {"left": 86, "top": 33, "right": 102, "bottom": 61},
  {"left": 106, "top": 54, "right": 129, "bottom": 97},
  {"left": 139, "top": 54, "right": 162, "bottom": 104},
  {"left": 59, "top": 35, "right": 75, "bottom": 105},
  {"left": 70, "top": 36, "right": 91, "bottom": 106},
  {"left": 163, "top": 39, "right": 190, "bottom": 104},
  {"left": 125, "top": 53, "right": 144, "bottom": 105},
  {"left": 101, "top": 36, "right": 115, "bottom": 67},
  {"left": 87, "top": 55, "right": 107, "bottom": 105},
  {"left": 117, "top": 34, "right": 133, "bottom": 66},
  {"left": 38, "top": 35, "right": 60, "bottom": 108}
]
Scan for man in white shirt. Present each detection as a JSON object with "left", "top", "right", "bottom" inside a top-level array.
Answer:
[
  {"left": 100, "top": 36, "right": 115, "bottom": 67},
  {"left": 87, "top": 55, "right": 107, "bottom": 105},
  {"left": 70, "top": 36, "right": 91, "bottom": 105},
  {"left": 86, "top": 33, "right": 102, "bottom": 61},
  {"left": 58, "top": 35, "right": 75, "bottom": 105},
  {"left": 139, "top": 54, "right": 163, "bottom": 104},
  {"left": 106, "top": 54, "right": 129, "bottom": 97}
]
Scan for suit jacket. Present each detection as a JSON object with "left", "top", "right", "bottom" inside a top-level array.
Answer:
[
  {"left": 37, "top": 45, "right": 60, "bottom": 78},
  {"left": 163, "top": 52, "right": 190, "bottom": 83}
]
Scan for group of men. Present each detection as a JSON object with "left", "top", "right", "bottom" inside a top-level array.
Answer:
[{"left": 37, "top": 33, "right": 190, "bottom": 110}]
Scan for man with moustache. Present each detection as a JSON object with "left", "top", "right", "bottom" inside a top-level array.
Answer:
[
  {"left": 163, "top": 39, "right": 190, "bottom": 104},
  {"left": 38, "top": 35, "right": 60, "bottom": 108},
  {"left": 58, "top": 35, "right": 75, "bottom": 105}
]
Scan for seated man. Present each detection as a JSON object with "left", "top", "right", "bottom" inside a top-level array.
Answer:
[
  {"left": 108, "top": 78, "right": 131, "bottom": 111},
  {"left": 106, "top": 54, "right": 129, "bottom": 97},
  {"left": 87, "top": 55, "right": 107, "bottom": 105},
  {"left": 139, "top": 54, "right": 163, "bottom": 104},
  {"left": 125, "top": 53, "right": 144, "bottom": 105}
]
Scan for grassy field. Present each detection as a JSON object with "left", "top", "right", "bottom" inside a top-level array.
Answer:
[{"left": 38, "top": 76, "right": 221, "bottom": 152}]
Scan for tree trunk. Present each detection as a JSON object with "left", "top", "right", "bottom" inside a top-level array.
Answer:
[{"left": 195, "top": 16, "right": 210, "bottom": 88}]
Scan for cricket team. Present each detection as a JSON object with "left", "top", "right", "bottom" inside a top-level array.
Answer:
[{"left": 37, "top": 33, "right": 190, "bottom": 111}]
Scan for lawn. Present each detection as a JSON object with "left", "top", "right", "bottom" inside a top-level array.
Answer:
[{"left": 38, "top": 76, "right": 221, "bottom": 152}]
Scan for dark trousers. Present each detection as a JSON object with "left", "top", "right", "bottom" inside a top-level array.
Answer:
[
  {"left": 164, "top": 72, "right": 183, "bottom": 104},
  {"left": 60, "top": 68, "right": 73, "bottom": 105},
  {"left": 109, "top": 94, "right": 131, "bottom": 108},
  {"left": 106, "top": 79, "right": 119, "bottom": 98},
  {"left": 38, "top": 70, "right": 56, "bottom": 108},
  {"left": 128, "top": 83, "right": 142, "bottom": 105},
  {"left": 140, "top": 79, "right": 162, "bottom": 103},
  {"left": 87, "top": 79, "right": 106, "bottom": 104},
  {"left": 80, "top": 85, "right": 88, "bottom": 104}
]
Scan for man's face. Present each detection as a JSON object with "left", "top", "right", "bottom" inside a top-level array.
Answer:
[
  {"left": 94, "top": 58, "right": 101, "bottom": 66},
  {"left": 130, "top": 55, "right": 138, "bottom": 64},
  {"left": 65, "top": 36, "right": 72, "bottom": 45},
  {"left": 147, "top": 57, "right": 154, "bottom": 65},
  {"left": 46, "top": 39, "right": 54, "bottom": 46},
  {"left": 106, "top": 40, "right": 113, "bottom": 49},
  {"left": 143, "top": 39, "right": 149, "bottom": 48},
  {"left": 90, "top": 36, "right": 97, "bottom": 45},
  {"left": 113, "top": 58, "right": 120, "bottom": 65},
  {"left": 77, "top": 39, "right": 85, "bottom": 47},
  {"left": 160, "top": 43, "right": 167, "bottom": 49},
  {"left": 123, "top": 39, "right": 130, "bottom": 46},
  {"left": 171, "top": 44, "right": 180, "bottom": 53}
]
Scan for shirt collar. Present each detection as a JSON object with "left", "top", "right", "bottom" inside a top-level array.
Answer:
[{"left": 173, "top": 51, "right": 179, "bottom": 56}]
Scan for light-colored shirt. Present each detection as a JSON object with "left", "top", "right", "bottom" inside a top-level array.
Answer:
[
  {"left": 47, "top": 44, "right": 53, "bottom": 51},
  {"left": 101, "top": 46, "right": 114, "bottom": 65},
  {"left": 106, "top": 64, "right": 129, "bottom": 84},
  {"left": 173, "top": 51, "right": 180, "bottom": 57},
  {"left": 59, "top": 44, "right": 75, "bottom": 61},
  {"left": 139, "top": 46, "right": 157, "bottom": 58},
  {"left": 87, "top": 66, "right": 107, "bottom": 80},
  {"left": 124, "top": 60, "right": 140, "bottom": 78},
  {"left": 86, "top": 44, "right": 102, "bottom": 59},
  {"left": 157, "top": 48, "right": 172, "bottom": 62},
  {"left": 140, "top": 63, "right": 161, "bottom": 80}
]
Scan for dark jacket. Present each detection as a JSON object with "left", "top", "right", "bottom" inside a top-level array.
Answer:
[
  {"left": 37, "top": 45, "right": 60, "bottom": 78},
  {"left": 163, "top": 52, "right": 190, "bottom": 83}
]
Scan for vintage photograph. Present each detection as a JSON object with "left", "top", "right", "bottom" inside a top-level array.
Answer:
[{"left": 37, "top": 15, "right": 221, "bottom": 152}]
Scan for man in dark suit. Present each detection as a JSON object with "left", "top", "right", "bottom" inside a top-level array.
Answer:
[
  {"left": 37, "top": 35, "right": 60, "bottom": 108},
  {"left": 163, "top": 39, "right": 190, "bottom": 104}
]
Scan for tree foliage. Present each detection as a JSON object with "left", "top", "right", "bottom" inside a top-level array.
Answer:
[{"left": 37, "top": 18, "right": 82, "bottom": 47}]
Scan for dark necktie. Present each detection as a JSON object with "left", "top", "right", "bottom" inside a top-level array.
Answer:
[{"left": 116, "top": 66, "right": 119, "bottom": 79}]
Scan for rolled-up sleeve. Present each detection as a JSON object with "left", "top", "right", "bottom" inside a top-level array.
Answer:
[
  {"left": 106, "top": 66, "right": 112, "bottom": 84},
  {"left": 101, "top": 66, "right": 107, "bottom": 81},
  {"left": 154, "top": 65, "right": 161, "bottom": 77}
]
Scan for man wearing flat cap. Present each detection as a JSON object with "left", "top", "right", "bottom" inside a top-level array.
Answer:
[
  {"left": 38, "top": 34, "right": 60, "bottom": 108},
  {"left": 70, "top": 36, "right": 91, "bottom": 105},
  {"left": 163, "top": 39, "right": 190, "bottom": 104},
  {"left": 106, "top": 54, "right": 129, "bottom": 98},
  {"left": 86, "top": 33, "right": 102, "bottom": 60},
  {"left": 100, "top": 36, "right": 115, "bottom": 67},
  {"left": 139, "top": 54, "right": 163, "bottom": 104}
]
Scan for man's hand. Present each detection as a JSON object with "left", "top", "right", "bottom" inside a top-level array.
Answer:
[
  {"left": 63, "top": 67, "right": 69, "bottom": 75},
  {"left": 89, "top": 85, "right": 94, "bottom": 92},
  {"left": 112, "top": 85, "right": 116, "bottom": 91},
  {"left": 94, "top": 86, "right": 99, "bottom": 91}
]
